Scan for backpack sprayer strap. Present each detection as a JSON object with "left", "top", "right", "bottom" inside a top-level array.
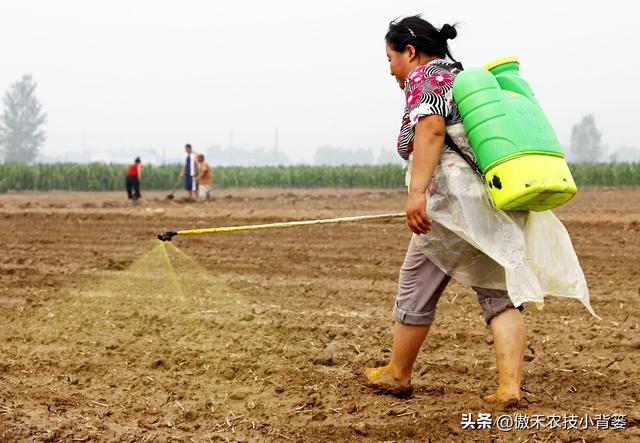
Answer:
[
  {"left": 444, "top": 132, "right": 483, "bottom": 176},
  {"left": 436, "top": 61, "right": 483, "bottom": 177}
]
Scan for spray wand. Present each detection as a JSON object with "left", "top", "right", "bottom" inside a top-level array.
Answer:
[{"left": 157, "top": 212, "right": 405, "bottom": 241}]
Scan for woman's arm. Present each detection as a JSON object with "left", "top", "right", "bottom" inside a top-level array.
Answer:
[
  {"left": 406, "top": 114, "right": 446, "bottom": 235},
  {"left": 138, "top": 164, "right": 142, "bottom": 182}
]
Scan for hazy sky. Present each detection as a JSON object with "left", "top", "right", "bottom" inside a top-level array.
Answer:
[{"left": 0, "top": 0, "right": 637, "bottom": 163}]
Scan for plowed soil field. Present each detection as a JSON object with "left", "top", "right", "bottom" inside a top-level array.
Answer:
[{"left": 1, "top": 188, "right": 638, "bottom": 442}]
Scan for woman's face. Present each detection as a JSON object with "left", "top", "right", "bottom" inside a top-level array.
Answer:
[{"left": 386, "top": 42, "right": 412, "bottom": 90}]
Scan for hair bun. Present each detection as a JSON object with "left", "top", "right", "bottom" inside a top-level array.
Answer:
[{"left": 440, "top": 23, "right": 457, "bottom": 40}]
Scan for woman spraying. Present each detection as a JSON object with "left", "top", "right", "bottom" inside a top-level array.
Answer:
[{"left": 364, "top": 16, "right": 594, "bottom": 403}]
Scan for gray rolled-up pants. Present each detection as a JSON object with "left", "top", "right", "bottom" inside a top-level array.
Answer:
[{"left": 393, "top": 238, "right": 521, "bottom": 325}]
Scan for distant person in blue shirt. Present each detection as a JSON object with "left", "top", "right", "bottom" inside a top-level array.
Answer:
[{"left": 180, "top": 144, "right": 198, "bottom": 200}]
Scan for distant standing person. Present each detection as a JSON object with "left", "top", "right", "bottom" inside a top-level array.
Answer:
[
  {"left": 196, "top": 153, "right": 212, "bottom": 200},
  {"left": 125, "top": 157, "right": 142, "bottom": 200},
  {"left": 180, "top": 144, "right": 198, "bottom": 199}
]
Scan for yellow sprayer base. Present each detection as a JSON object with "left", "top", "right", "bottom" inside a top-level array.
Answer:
[{"left": 484, "top": 154, "right": 577, "bottom": 211}]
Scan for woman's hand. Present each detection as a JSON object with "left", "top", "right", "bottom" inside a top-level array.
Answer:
[
  {"left": 406, "top": 190, "right": 432, "bottom": 235},
  {"left": 405, "top": 115, "right": 445, "bottom": 235}
]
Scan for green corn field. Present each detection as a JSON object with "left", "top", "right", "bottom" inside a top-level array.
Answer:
[{"left": 0, "top": 162, "right": 638, "bottom": 192}]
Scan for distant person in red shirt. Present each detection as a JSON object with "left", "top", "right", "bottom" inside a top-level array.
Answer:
[{"left": 125, "top": 157, "right": 142, "bottom": 200}]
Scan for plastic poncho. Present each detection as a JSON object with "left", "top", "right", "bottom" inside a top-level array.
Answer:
[{"left": 407, "top": 123, "right": 596, "bottom": 316}]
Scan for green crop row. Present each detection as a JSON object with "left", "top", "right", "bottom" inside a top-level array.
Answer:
[
  {"left": 0, "top": 163, "right": 407, "bottom": 191},
  {"left": 567, "top": 162, "right": 640, "bottom": 186},
  {"left": 0, "top": 162, "right": 638, "bottom": 192}
]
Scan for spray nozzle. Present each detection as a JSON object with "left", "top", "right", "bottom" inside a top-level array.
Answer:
[{"left": 157, "top": 231, "right": 178, "bottom": 242}]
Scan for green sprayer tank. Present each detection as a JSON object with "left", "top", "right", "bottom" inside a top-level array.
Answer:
[{"left": 452, "top": 56, "right": 576, "bottom": 211}]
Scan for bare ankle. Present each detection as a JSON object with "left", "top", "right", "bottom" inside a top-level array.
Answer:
[{"left": 388, "top": 364, "right": 412, "bottom": 383}]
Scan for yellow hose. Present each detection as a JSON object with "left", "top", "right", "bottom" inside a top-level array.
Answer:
[{"left": 159, "top": 212, "right": 405, "bottom": 240}]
